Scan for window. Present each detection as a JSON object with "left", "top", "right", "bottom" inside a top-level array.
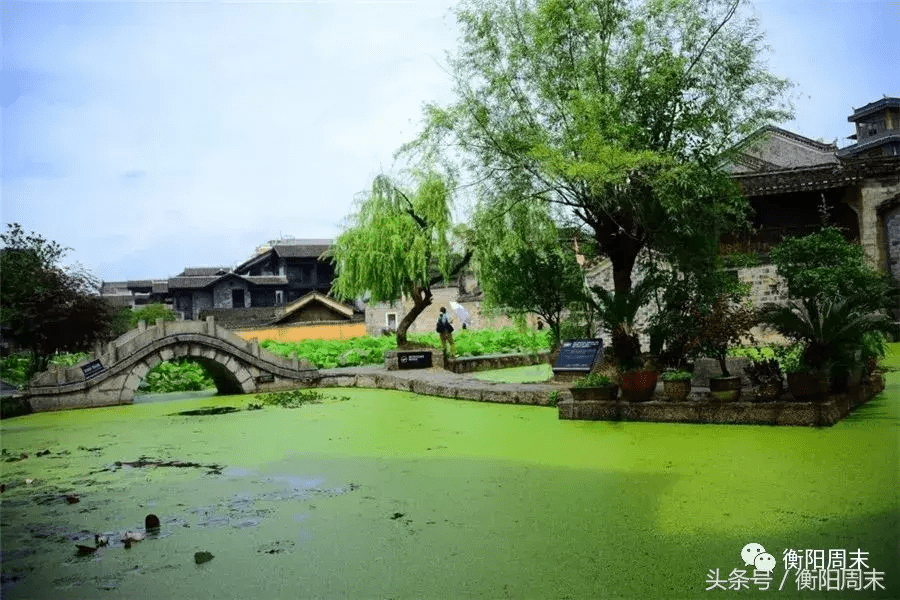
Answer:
[
  {"left": 275, "top": 290, "right": 284, "bottom": 305},
  {"left": 386, "top": 313, "right": 397, "bottom": 331}
]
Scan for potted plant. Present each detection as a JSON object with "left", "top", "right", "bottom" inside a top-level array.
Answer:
[
  {"left": 743, "top": 359, "right": 784, "bottom": 402},
  {"left": 590, "top": 280, "right": 658, "bottom": 402},
  {"left": 690, "top": 294, "right": 757, "bottom": 402},
  {"left": 570, "top": 372, "right": 619, "bottom": 402},
  {"left": 760, "top": 296, "right": 892, "bottom": 401},
  {"left": 660, "top": 370, "right": 692, "bottom": 402}
]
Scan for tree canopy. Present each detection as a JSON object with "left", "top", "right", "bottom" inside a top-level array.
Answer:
[
  {"left": 1, "top": 223, "right": 117, "bottom": 378},
  {"left": 407, "top": 0, "right": 792, "bottom": 297},
  {"left": 329, "top": 172, "right": 472, "bottom": 345},
  {"left": 472, "top": 200, "right": 586, "bottom": 347}
]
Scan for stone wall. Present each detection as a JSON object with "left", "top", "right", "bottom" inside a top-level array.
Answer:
[
  {"left": 558, "top": 372, "right": 884, "bottom": 427},
  {"left": 366, "top": 284, "right": 536, "bottom": 336},
  {"left": 447, "top": 351, "right": 551, "bottom": 374},
  {"left": 585, "top": 257, "right": 790, "bottom": 348},
  {"left": 884, "top": 205, "right": 900, "bottom": 282}
]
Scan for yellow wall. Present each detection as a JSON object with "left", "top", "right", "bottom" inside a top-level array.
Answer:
[{"left": 233, "top": 321, "right": 367, "bottom": 343}]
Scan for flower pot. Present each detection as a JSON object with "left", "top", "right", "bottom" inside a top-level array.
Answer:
[
  {"left": 752, "top": 381, "right": 784, "bottom": 402},
  {"left": 570, "top": 385, "right": 619, "bottom": 402},
  {"left": 663, "top": 380, "right": 691, "bottom": 402},
  {"left": 709, "top": 376, "right": 741, "bottom": 402},
  {"left": 621, "top": 370, "right": 658, "bottom": 403},
  {"left": 787, "top": 372, "right": 829, "bottom": 401}
]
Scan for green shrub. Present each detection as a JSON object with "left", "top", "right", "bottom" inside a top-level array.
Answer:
[
  {"left": 772, "top": 344, "right": 804, "bottom": 375},
  {"left": 260, "top": 327, "right": 552, "bottom": 368},
  {"left": 255, "top": 389, "right": 325, "bottom": 408},
  {"left": 572, "top": 372, "right": 612, "bottom": 388},
  {"left": 138, "top": 360, "right": 215, "bottom": 393},
  {"left": 547, "top": 390, "right": 559, "bottom": 407},
  {"left": 129, "top": 303, "right": 178, "bottom": 329},
  {"left": 727, "top": 346, "right": 776, "bottom": 361},
  {"left": 0, "top": 352, "right": 90, "bottom": 388},
  {"left": 660, "top": 370, "right": 692, "bottom": 382}
]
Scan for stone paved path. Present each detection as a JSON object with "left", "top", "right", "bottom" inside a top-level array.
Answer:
[{"left": 317, "top": 365, "right": 568, "bottom": 406}]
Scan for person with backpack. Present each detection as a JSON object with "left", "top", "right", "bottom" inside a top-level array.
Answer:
[{"left": 436, "top": 306, "right": 456, "bottom": 358}]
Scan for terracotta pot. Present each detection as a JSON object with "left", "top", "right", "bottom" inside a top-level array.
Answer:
[
  {"left": 663, "top": 380, "right": 691, "bottom": 402},
  {"left": 621, "top": 370, "right": 658, "bottom": 402},
  {"left": 709, "top": 376, "right": 741, "bottom": 402},
  {"left": 752, "top": 381, "right": 784, "bottom": 402},
  {"left": 570, "top": 385, "right": 619, "bottom": 402},
  {"left": 787, "top": 372, "right": 829, "bottom": 401}
]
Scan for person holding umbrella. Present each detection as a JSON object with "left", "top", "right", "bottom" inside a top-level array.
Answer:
[{"left": 436, "top": 307, "right": 456, "bottom": 358}]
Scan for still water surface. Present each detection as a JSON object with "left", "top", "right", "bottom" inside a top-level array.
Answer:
[{"left": 1, "top": 378, "right": 897, "bottom": 599}]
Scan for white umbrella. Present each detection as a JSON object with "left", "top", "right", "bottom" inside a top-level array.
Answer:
[{"left": 448, "top": 301, "right": 470, "bottom": 328}]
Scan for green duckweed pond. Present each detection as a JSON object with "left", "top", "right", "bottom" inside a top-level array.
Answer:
[
  {"left": 470, "top": 363, "right": 552, "bottom": 383},
  {"left": 1, "top": 357, "right": 898, "bottom": 599}
]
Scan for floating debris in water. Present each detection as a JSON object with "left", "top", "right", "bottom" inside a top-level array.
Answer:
[
  {"left": 145, "top": 514, "right": 160, "bottom": 531},
  {"left": 171, "top": 407, "right": 240, "bottom": 416},
  {"left": 194, "top": 551, "right": 214, "bottom": 564},
  {"left": 64, "top": 494, "right": 80, "bottom": 504},
  {"left": 105, "top": 457, "right": 223, "bottom": 475}
]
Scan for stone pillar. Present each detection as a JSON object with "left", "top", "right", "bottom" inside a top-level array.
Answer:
[
  {"left": 155, "top": 318, "right": 166, "bottom": 337},
  {"left": 107, "top": 342, "right": 118, "bottom": 364},
  {"left": 205, "top": 316, "right": 215, "bottom": 337},
  {"left": 138, "top": 320, "right": 147, "bottom": 332}
]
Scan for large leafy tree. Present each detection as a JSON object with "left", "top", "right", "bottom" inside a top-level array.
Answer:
[
  {"left": 329, "top": 172, "right": 472, "bottom": 346},
  {"left": 407, "top": 0, "right": 791, "bottom": 299},
  {"left": 1, "top": 223, "right": 118, "bottom": 379},
  {"left": 473, "top": 200, "right": 586, "bottom": 347}
]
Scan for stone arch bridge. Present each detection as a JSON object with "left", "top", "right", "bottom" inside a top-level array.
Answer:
[{"left": 25, "top": 318, "right": 318, "bottom": 412}]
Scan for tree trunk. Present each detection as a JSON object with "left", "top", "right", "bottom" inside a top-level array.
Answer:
[
  {"left": 395, "top": 287, "right": 433, "bottom": 348},
  {"left": 718, "top": 355, "right": 730, "bottom": 378},
  {"left": 591, "top": 219, "right": 644, "bottom": 296}
]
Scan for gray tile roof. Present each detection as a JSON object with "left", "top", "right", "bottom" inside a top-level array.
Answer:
[
  {"left": 242, "top": 276, "right": 289, "bottom": 286},
  {"left": 168, "top": 276, "right": 220, "bottom": 289},
  {"left": 180, "top": 267, "right": 229, "bottom": 277},
  {"left": 848, "top": 97, "right": 900, "bottom": 122},
  {"left": 272, "top": 241, "right": 331, "bottom": 258},
  {"left": 168, "top": 273, "right": 287, "bottom": 290}
]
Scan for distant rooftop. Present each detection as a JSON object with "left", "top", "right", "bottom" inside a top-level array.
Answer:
[{"left": 848, "top": 97, "right": 900, "bottom": 122}]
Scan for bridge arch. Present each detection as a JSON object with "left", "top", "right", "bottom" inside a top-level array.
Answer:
[{"left": 25, "top": 318, "right": 318, "bottom": 412}]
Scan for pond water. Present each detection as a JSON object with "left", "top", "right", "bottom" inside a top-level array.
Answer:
[{"left": 1, "top": 371, "right": 898, "bottom": 599}]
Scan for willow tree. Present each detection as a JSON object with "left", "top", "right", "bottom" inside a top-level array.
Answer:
[
  {"left": 329, "top": 172, "right": 471, "bottom": 346},
  {"left": 407, "top": 0, "right": 792, "bottom": 300}
]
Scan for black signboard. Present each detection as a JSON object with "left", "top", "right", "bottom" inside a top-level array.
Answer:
[
  {"left": 398, "top": 351, "right": 432, "bottom": 370},
  {"left": 552, "top": 339, "right": 603, "bottom": 373},
  {"left": 81, "top": 359, "right": 105, "bottom": 379},
  {"left": 256, "top": 374, "right": 275, "bottom": 384}
]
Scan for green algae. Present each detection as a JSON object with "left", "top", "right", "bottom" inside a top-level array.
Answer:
[
  {"left": 1, "top": 357, "right": 898, "bottom": 598},
  {"left": 470, "top": 363, "right": 552, "bottom": 383}
]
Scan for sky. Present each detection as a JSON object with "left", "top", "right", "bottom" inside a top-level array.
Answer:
[{"left": 1, "top": 0, "right": 898, "bottom": 282}]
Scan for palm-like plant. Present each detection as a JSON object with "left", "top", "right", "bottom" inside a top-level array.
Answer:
[
  {"left": 759, "top": 296, "right": 893, "bottom": 374},
  {"left": 589, "top": 278, "right": 655, "bottom": 371}
]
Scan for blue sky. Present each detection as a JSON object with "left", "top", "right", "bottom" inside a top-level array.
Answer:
[{"left": 1, "top": 0, "right": 898, "bottom": 282}]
